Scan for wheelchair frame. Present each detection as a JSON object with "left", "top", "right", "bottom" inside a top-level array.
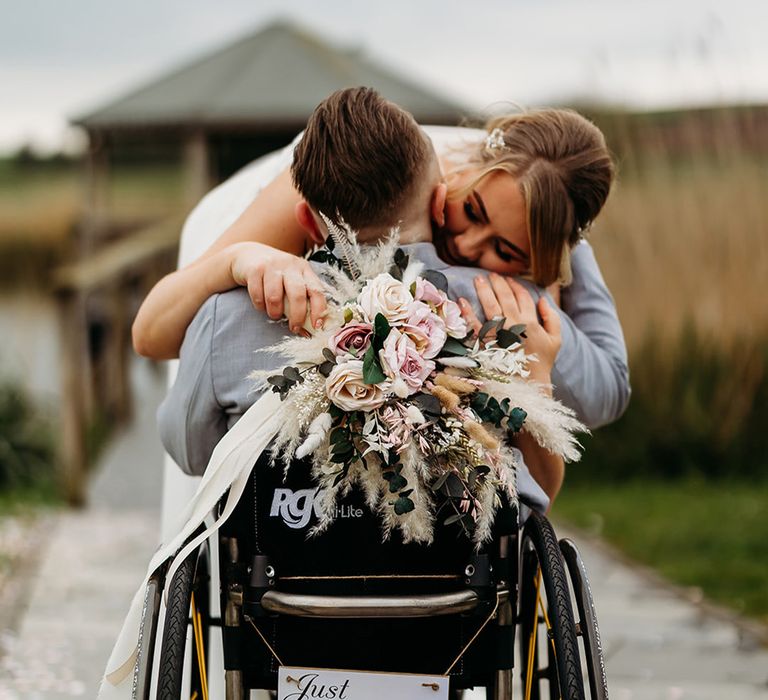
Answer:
[{"left": 134, "top": 499, "right": 608, "bottom": 700}]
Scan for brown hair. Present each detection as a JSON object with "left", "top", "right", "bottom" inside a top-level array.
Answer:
[
  {"left": 452, "top": 109, "right": 615, "bottom": 286},
  {"left": 291, "top": 87, "right": 430, "bottom": 230}
]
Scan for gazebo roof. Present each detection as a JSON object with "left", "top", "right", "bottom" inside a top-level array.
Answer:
[{"left": 75, "top": 20, "right": 468, "bottom": 130}]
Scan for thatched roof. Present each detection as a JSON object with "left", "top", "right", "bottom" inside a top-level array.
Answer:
[{"left": 75, "top": 20, "right": 468, "bottom": 130}]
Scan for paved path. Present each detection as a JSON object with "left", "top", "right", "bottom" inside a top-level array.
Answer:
[
  {"left": 0, "top": 358, "right": 165, "bottom": 700},
  {"left": 1, "top": 358, "right": 766, "bottom": 699}
]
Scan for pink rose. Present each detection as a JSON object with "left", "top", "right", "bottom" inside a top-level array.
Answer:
[
  {"left": 415, "top": 277, "right": 448, "bottom": 307},
  {"left": 437, "top": 299, "right": 468, "bottom": 338},
  {"left": 329, "top": 322, "right": 373, "bottom": 357},
  {"left": 379, "top": 330, "right": 435, "bottom": 396},
  {"left": 402, "top": 301, "right": 447, "bottom": 359}
]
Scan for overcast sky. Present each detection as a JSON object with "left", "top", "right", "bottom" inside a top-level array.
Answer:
[{"left": 1, "top": 0, "right": 766, "bottom": 154}]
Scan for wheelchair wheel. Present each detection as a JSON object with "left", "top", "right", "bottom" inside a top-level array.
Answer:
[
  {"left": 157, "top": 540, "right": 211, "bottom": 700},
  {"left": 518, "top": 512, "right": 585, "bottom": 700},
  {"left": 560, "top": 539, "right": 609, "bottom": 700}
]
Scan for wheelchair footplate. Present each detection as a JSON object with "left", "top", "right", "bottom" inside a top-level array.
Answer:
[{"left": 277, "top": 665, "right": 448, "bottom": 699}]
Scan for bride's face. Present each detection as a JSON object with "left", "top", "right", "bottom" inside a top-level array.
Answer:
[{"left": 434, "top": 170, "right": 531, "bottom": 276}]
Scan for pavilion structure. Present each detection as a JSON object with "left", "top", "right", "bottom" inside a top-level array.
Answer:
[{"left": 73, "top": 19, "right": 469, "bottom": 237}]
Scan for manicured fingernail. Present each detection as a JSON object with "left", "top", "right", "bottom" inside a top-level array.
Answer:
[
  {"left": 315, "top": 319, "right": 323, "bottom": 329},
  {"left": 475, "top": 276, "right": 486, "bottom": 284}
]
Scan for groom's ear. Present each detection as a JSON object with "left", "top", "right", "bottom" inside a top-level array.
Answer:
[
  {"left": 295, "top": 201, "right": 325, "bottom": 246},
  {"left": 430, "top": 182, "right": 448, "bottom": 228}
]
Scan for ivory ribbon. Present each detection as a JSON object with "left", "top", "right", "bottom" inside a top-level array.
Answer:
[{"left": 97, "top": 390, "right": 282, "bottom": 699}]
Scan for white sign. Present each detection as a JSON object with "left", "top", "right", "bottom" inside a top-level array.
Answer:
[{"left": 277, "top": 666, "right": 450, "bottom": 700}]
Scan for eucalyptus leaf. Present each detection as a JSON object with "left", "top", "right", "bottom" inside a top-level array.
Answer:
[
  {"left": 444, "top": 473, "right": 466, "bottom": 498},
  {"left": 442, "top": 338, "right": 469, "bottom": 356},
  {"left": 413, "top": 393, "right": 442, "bottom": 417},
  {"left": 318, "top": 361, "right": 335, "bottom": 377},
  {"left": 267, "top": 375, "right": 288, "bottom": 388},
  {"left": 394, "top": 496, "right": 415, "bottom": 515},
  {"left": 470, "top": 392, "right": 490, "bottom": 412},
  {"left": 322, "top": 348, "right": 337, "bottom": 363},
  {"left": 507, "top": 407, "right": 527, "bottom": 433},
  {"left": 386, "top": 474, "right": 408, "bottom": 492},
  {"left": 283, "top": 366, "right": 303, "bottom": 383},
  {"left": 496, "top": 328, "right": 522, "bottom": 349},
  {"left": 431, "top": 471, "right": 451, "bottom": 492},
  {"left": 423, "top": 269, "right": 449, "bottom": 293},
  {"left": 479, "top": 320, "right": 497, "bottom": 340}
]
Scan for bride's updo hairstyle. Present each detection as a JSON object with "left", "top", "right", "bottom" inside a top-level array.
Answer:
[{"left": 453, "top": 109, "right": 615, "bottom": 286}]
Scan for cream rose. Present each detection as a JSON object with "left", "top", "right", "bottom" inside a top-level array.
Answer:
[
  {"left": 357, "top": 273, "right": 413, "bottom": 324},
  {"left": 325, "top": 360, "right": 389, "bottom": 411},
  {"left": 437, "top": 299, "right": 468, "bottom": 338}
]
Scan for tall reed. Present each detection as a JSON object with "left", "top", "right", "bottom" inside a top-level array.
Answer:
[{"left": 573, "top": 106, "right": 768, "bottom": 482}]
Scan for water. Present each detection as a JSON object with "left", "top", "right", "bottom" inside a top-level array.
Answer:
[{"left": 0, "top": 292, "right": 61, "bottom": 404}]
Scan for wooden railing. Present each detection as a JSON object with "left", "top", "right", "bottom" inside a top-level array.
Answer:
[{"left": 53, "top": 216, "right": 183, "bottom": 506}]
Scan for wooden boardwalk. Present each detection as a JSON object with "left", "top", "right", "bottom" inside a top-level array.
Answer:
[{"left": 1, "top": 358, "right": 767, "bottom": 699}]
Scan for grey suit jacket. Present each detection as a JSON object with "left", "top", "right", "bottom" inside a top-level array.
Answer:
[{"left": 158, "top": 241, "right": 629, "bottom": 493}]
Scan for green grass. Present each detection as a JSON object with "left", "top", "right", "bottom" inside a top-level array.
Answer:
[
  {"left": 554, "top": 478, "right": 768, "bottom": 624},
  {"left": 0, "top": 481, "right": 60, "bottom": 516}
]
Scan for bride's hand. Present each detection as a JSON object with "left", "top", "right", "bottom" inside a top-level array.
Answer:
[
  {"left": 228, "top": 242, "right": 327, "bottom": 333},
  {"left": 458, "top": 273, "right": 561, "bottom": 384}
]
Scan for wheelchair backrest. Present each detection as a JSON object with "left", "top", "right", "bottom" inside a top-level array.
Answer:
[{"left": 224, "top": 452, "right": 478, "bottom": 584}]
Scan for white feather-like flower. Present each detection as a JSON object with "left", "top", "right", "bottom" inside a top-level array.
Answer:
[
  {"left": 437, "top": 356, "right": 479, "bottom": 369},
  {"left": 405, "top": 405, "right": 426, "bottom": 425}
]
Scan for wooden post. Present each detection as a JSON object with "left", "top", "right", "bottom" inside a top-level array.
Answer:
[
  {"left": 183, "top": 129, "right": 211, "bottom": 208},
  {"left": 56, "top": 289, "right": 89, "bottom": 507},
  {"left": 82, "top": 131, "right": 111, "bottom": 248},
  {"left": 104, "top": 282, "right": 132, "bottom": 424}
]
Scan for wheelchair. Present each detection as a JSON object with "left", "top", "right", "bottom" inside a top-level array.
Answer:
[{"left": 134, "top": 452, "right": 609, "bottom": 700}]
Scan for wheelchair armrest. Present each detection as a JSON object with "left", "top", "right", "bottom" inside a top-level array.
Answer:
[{"left": 259, "top": 589, "right": 482, "bottom": 618}]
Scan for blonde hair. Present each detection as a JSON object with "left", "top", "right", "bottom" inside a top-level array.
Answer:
[{"left": 449, "top": 109, "right": 615, "bottom": 286}]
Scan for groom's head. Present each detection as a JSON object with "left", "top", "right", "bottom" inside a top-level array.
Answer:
[{"left": 291, "top": 87, "right": 446, "bottom": 245}]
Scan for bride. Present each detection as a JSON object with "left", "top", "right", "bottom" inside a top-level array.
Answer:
[{"left": 131, "top": 97, "right": 629, "bottom": 539}]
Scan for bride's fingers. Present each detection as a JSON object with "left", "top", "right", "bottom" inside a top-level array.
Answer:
[
  {"left": 474, "top": 275, "right": 503, "bottom": 321},
  {"left": 305, "top": 276, "right": 328, "bottom": 331},
  {"left": 458, "top": 298, "right": 481, "bottom": 334},
  {"left": 283, "top": 271, "right": 309, "bottom": 332},
  {"left": 246, "top": 268, "right": 266, "bottom": 311},
  {"left": 263, "top": 269, "right": 287, "bottom": 320},
  {"left": 489, "top": 273, "right": 522, "bottom": 322},
  {"left": 505, "top": 277, "right": 537, "bottom": 323},
  {"left": 538, "top": 296, "right": 562, "bottom": 347}
]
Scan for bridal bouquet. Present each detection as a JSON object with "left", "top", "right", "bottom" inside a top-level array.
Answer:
[{"left": 253, "top": 225, "right": 584, "bottom": 546}]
